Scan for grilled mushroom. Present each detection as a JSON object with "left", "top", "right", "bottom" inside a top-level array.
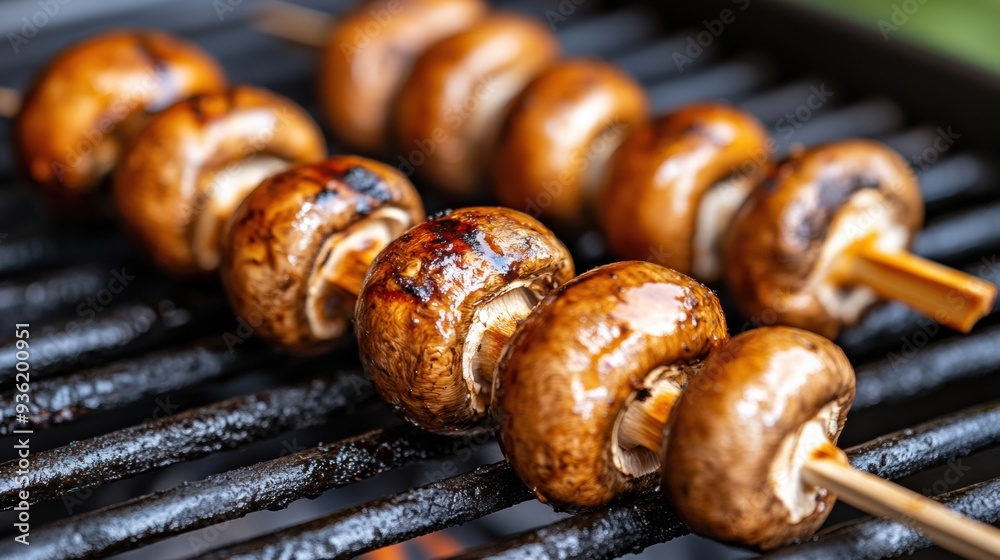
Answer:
[
  {"left": 15, "top": 30, "right": 226, "bottom": 211},
  {"left": 393, "top": 14, "right": 560, "bottom": 198},
  {"left": 221, "top": 156, "right": 424, "bottom": 354},
  {"left": 493, "top": 59, "right": 649, "bottom": 226},
  {"left": 598, "top": 103, "right": 770, "bottom": 282},
  {"left": 356, "top": 207, "right": 574, "bottom": 434},
  {"left": 724, "top": 140, "right": 996, "bottom": 338},
  {"left": 318, "top": 0, "right": 487, "bottom": 154},
  {"left": 114, "top": 85, "right": 325, "bottom": 277},
  {"left": 497, "top": 261, "right": 727, "bottom": 508},
  {"left": 662, "top": 326, "right": 854, "bottom": 549}
]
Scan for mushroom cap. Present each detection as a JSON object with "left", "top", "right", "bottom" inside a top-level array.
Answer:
[
  {"left": 724, "top": 140, "right": 924, "bottom": 338},
  {"left": 318, "top": 0, "right": 487, "bottom": 154},
  {"left": 356, "top": 207, "right": 574, "bottom": 434},
  {"left": 598, "top": 103, "right": 770, "bottom": 282},
  {"left": 393, "top": 14, "right": 561, "bottom": 198},
  {"left": 221, "top": 156, "right": 424, "bottom": 354},
  {"left": 15, "top": 30, "right": 226, "bottom": 209},
  {"left": 492, "top": 59, "right": 649, "bottom": 226},
  {"left": 662, "top": 326, "right": 855, "bottom": 550},
  {"left": 497, "top": 261, "right": 727, "bottom": 508},
  {"left": 114, "top": 85, "right": 325, "bottom": 277}
]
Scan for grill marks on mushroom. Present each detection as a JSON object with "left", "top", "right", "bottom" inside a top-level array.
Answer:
[
  {"left": 114, "top": 86, "right": 325, "bottom": 276},
  {"left": 662, "top": 326, "right": 854, "bottom": 550},
  {"left": 496, "top": 261, "right": 727, "bottom": 508},
  {"left": 356, "top": 207, "right": 574, "bottom": 434},
  {"left": 393, "top": 14, "right": 561, "bottom": 197},
  {"left": 493, "top": 60, "right": 649, "bottom": 226},
  {"left": 319, "top": 0, "right": 487, "bottom": 154},
  {"left": 222, "top": 156, "right": 424, "bottom": 354},
  {"left": 15, "top": 30, "right": 226, "bottom": 211},
  {"left": 725, "top": 139, "right": 996, "bottom": 337},
  {"left": 598, "top": 103, "right": 769, "bottom": 282}
]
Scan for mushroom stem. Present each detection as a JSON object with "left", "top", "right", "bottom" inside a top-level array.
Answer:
[
  {"left": 0, "top": 86, "right": 20, "bottom": 118},
  {"left": 802, "top": 442, "right": 1000, "bottom": 560},
  {"left": 254, "top": 1, "right": 334, "bottom": 49},
  {"left": 832, "top": 236, "right": 996, "bottom": 333},
  {"left": 616, "top": 389, "right": 679, "bottom": 453}
]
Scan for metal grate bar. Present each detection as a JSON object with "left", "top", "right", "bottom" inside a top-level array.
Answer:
[
  {"left": 915, "top": 202, "right": 1000, "bottom": 266},
  {"left": 0, "top": 426, "right": 454, "bottom": 560},
  {"left": 0, "top": 263, "right": 152, "bottom": 323},
  {"left": 0, "top": 293, "right": 229, "bottom": 378},
  {"left": 853, "top": 325, "right": 1000, "bottom": 410},
  {"left": 0, "top": 370, "right": 374, "bottom": 509},
  {"left": 444, "top": 401, "right": 1000, "bottom": 559},
  {"left": 0, "top": 339, "right": 266, "bottom": 434},
  {"left": 202, "top": 462, "right": 534, "bottom": 560},
  {"left": 759, "top": 478, "right": 1000, "bottom": 559},
  {"left": 0, "top": 230, "right": 131, "bottom": 278}
]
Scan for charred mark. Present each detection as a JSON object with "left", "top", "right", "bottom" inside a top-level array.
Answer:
[{"left": 341, "top": 166, "right": 392, "bottom": 203}]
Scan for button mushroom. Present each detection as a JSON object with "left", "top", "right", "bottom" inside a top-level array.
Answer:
[
  {"left": 356, "top": 207, "right": 574, "bottom": 434},
  {"left": 663, "top": 326, "right": 1000, "bottom": 558},
  {"left": 393, "top": 14, "right": 561, "bottom": 198},
  {"left": 598, "top": 103, "right": 770, "bottom": 282},
  {"left": 724, "top": 139, "right": 996, "bottom": 338},
  {"left": 114, "top": 85, "right": 326, "bottom": 277},
  {"left": 221, "top": 155, "right": 425, "bottom": 354},
  {"left": 15, "top": 30, "right": 226, "bottom": 212},
  {"left": 492, "top": 59, "right": 649, "bottom": 226},
  {"left": 497, "top": 261, "right": 727, "bottom": 508},
  {"left": 318, "top": 0, "right": 487, "bottom": 155}
]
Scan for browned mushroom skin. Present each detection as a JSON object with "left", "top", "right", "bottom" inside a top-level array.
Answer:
[
  {"left": 114, "top": 85, "right": 326, "bottom": 277},
  {"left": 496, "top": 261, "right": 727, "bottom": 509},
  {"left": 598, "top": 103, "right": 770, "bottom": 282},
  {"left": 356, "top": 207, "right": 574, "bottom": 434},
  {"left": 221, "top": 156, "right": 424, "bottom": 354},
  {"left": 724, "top": 140, "right": 924, "bottom": 338},
  {"left": 662, "top": 326, "right": 855, "bottom": 550},
  {"left": 493, "top": 59, "right": 649, "bottom": 227},
  {"left": 15, "top": 30, "right": 226, "bottom": 211},
  {"left": 319, "top": 0, "right": 487, "bottom": 155},
  {"left": 393, "top": 14, "right": 561, "bottom": 198}
]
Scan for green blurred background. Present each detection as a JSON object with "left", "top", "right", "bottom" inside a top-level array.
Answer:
[{"left": 795, "top": 0, "right": 1000, "bottom": 74}]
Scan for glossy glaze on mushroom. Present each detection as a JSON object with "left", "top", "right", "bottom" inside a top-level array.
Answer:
[
  {"left": 724, "top": 139, "right": 995, "bottom": 337},
  {"left": 497, "top": 261, "right": 727, "bottom": 508},
  {"left": 15, "top": 30, "right": 226, "bottom": 211},
  {"left": 598, "top": 103, "right": 770, "bottom": 282},
  {"left": 662, "top": 326, "right": 855, "bottom": 550},
  {"left": 222, "top": 156, "right": 424, "bottom": 354},
  {"left": 318, "top": 0, "right": 487, "bottom": 155},
  {"left": 114, "top": 85, "right": 325, "bottom": 277},
  {"left": 493, "top": 59, "right": 649, "bottom": 226},
  {"left": 393, "top": 14, "right": 560, "bottom": 197},
  {"left": 356, "top": 207, "right": 574, "bottom": 434}
]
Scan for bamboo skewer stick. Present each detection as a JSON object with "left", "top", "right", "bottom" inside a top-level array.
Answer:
[
  {"left": 803, "top": 442, "right": 1000, "bottom": 560},
  {"left": 254, "top": 1, "right": 334, "bottom": 49},
  {"left": 832, "top": 235, "right": 997, "bottom": 332},
  {"left": 0, "top": 86, "right": 21, "bottom": 118}
]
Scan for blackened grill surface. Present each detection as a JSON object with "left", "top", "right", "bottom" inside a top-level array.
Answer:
[{"left": 0, "top": 1, "right": 998, "bottom": 559}]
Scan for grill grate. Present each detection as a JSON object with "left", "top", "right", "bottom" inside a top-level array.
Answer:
[{"left": 1, "top": 0, "right": 999, "bottom": 559}]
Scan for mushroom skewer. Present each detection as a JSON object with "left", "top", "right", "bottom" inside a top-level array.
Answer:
[
  {"left": 725, "top": 139, "right": 996, "bottom": 338},
  {"left": 663, "top": 326, "right": 1000, "bottom": 560}
]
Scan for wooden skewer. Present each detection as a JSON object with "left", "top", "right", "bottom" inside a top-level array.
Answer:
[
  {"left": 832, "top": 235, "right": 997, "bottom": 332},
  {"left": 254, "top": 1, "right": 335, "bottom": 49},
  {"left": 803, "top": 442, "right": 1000, "bottom": 560},
  {"left": 0, "top": 86, "right": 21, "bottom": 118}
]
